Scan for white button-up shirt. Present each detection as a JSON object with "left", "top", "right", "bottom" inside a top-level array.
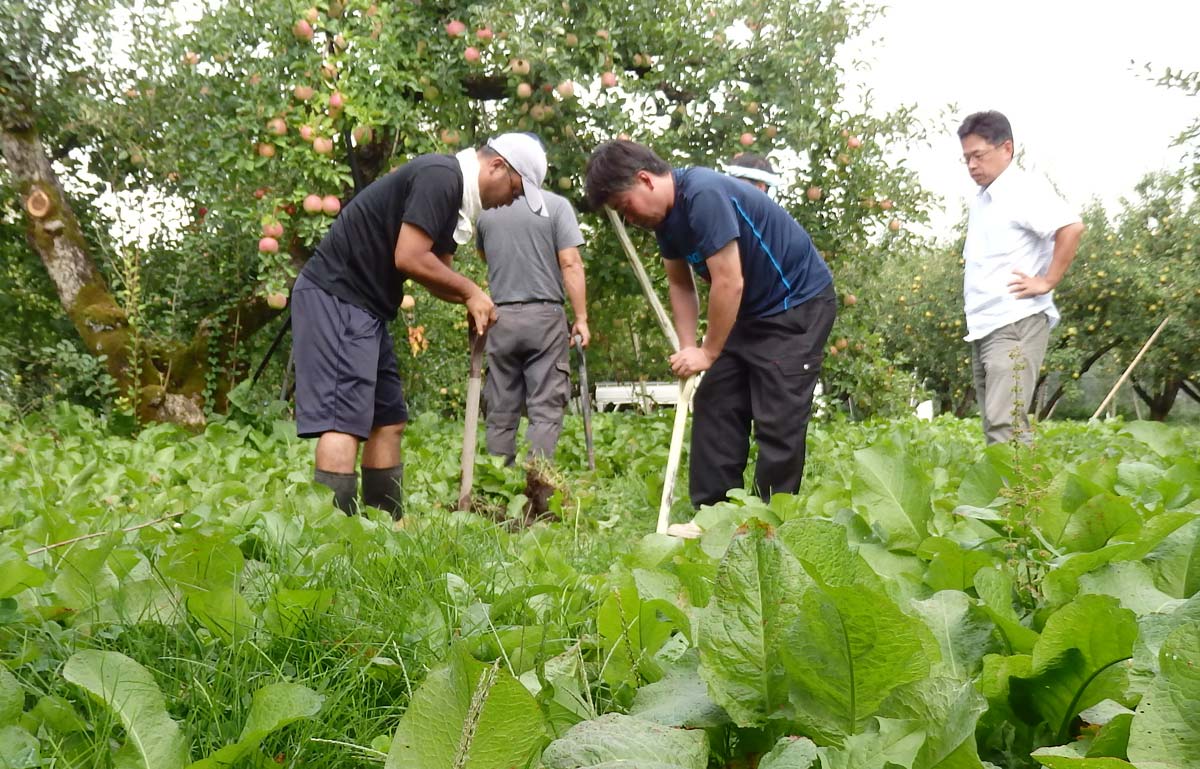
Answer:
[{"left": 962, "top": 165, "right": 1080, "bottom": 341}]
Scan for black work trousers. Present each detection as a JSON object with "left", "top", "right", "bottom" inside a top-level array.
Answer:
[{"left": 689, "top": 284, "right": 837, "bottom": 507}]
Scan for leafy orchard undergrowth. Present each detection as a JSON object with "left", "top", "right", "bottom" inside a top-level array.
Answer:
[{"left": 0, "top": 403, "right": 1198, "bottom": 768}]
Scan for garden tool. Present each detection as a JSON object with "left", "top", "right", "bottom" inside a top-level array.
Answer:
[
  {"left": 457, "top": 327, "right": 486, "bottom": 511},
  {"left": 574, "top": 334, "right": 596, "bottom": 471}
]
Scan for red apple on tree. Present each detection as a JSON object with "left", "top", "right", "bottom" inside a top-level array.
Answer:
[
  {"left": 258, "top": 236, "right": 279, "bottom": 253},
  {"left": 266, "top": 292, "right": 288, "bottom": 310},
  {"left": 322, "top": 195, "right": 341, "bottom": 215},
  {"left": 333, "top": 34, "right": 348, "bottom": 51},
  {"left": 263, "top": 221, "right": 284, "bottom": 239},
  {"left": 596, "top": 29, "right": 610, "bottom": 40},
  {"left": 353, "top": 125, "right": 374, "bottom": 144},
  {"left": 564, "top": 32, "right": 578, "bottom": 47},
  {"left": 464, "top": 46, "right": 481, "bottom": 63},
  {"left": 739, "top": 133, "right": 755, "bottom": 147},
  {"left": 183, "top": 51, "right": 200, "bottom": 66},
  {"left": 879, "top": 198, "right": 894, "bottom": 210},
  {"left": 806, "top": 186, "right": 822, "bottom": 201},
  {"left": 476, "top": 27, "right": 494, "bottom": 41},
  {"left": 847, "top": 135, "right": 863, "bottom": 149},
  {"left": 302, "top": 7, "right": 318, "bottom": 23},
  {"left": 299, "top": 124, "right": 315, "bottom": 142},
  {"left": 509, "top": 58, "right": 531, "bottom": 75},
  {"left": 556, "top": 80, "right": 575, "bottom": 98},
  {"left": 600, "top": 71, "right": 617, "bottom": 88},
  {"left": 888, "top": 218, "right": 901, "bottom": 232},
  {"left": 257, "top": 142, "right": 276, "bottom": 158},
  {"left": 440, "top": 128, "right": 460, "bottom": 146},
  {"left": 293, "top": 19, "right": 314, "bottom": 41},
  {"left": 302, "top": 194, "right": 323, "bottom": 214},
  {"left": 445, "top": 19, "right": 466, "bottom": 37},
  {"left": 313, "top": 137, "right": 334, "bottom": 154},
  {"left": 329, "top": 91, "right": 344, "bottom": 111},
  {"left": 266, "top": 118, "right": 287, "bottom": 136},
  {"left": 293, "top": 84, "right": 314, "bottom": 101},
  {"left": 516, "top": 82, "right": 533, "bottom": 99}
]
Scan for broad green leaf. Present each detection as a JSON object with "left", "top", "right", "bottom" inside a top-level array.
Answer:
[
  {"left": 1009, "top": 595, "right": 1137, "bottom": 741},
  {"left": 973, "top": 567, "right": 1039, "bottom": 654},
  {"left": 0, "top": 554, "right": 45, "bottom": 599},
  {"left": 851, "top": 446, "right": 933, "bottom": 552},
  {"left": 1145, "top": 518, "right": 1200, "bottom": 599},
  {"left": 759, "top": 736, "right": 819, "bottom": 769},
  {"left": 777, "top": 519, "right": 886, "bottom": 591},
  {"left": 1054, "top": 493, "right": 1140, "bottom": 554},
  {"left": 698, "top": 520, "right": 810, "bottom": 727},
  {"left": 629, "top": 670, "right": 729, "bottom": 729},
  {"left": 691, "top": 503, "right": 782, "bottom": 560},
  {"left": 519, "top": 649, "right": 595, "bottom": 738},
  {"left": 957, "top": 449, "right": 1012, "bottom": 508},
  {"left": 262, "top": 588, "right": 332, "bottom": 637},
  {"left": 385, "top": 645, "right": 548, "bottom": 769},
  {"left": 1121, "top": 421, "right": 1185, "bottom": 458},
  {"left": 917, "top": 538, "right": 995, "bottom": 593},
  {"left": 817, "top": 717, "right": 925, "bottom": 769},
  {"left": 1031, "top": 743, "right": 1135, "bottom": 768},
  {"left": 782, "top": 584, "right": 935, "bottom": 740},
  {"left": 0, "top": 724, "right": 39, "bottom": 769},
  {"left": 598, "top": 575, "right": 679, "bottom": 688},
  {"left": 62, "top": 650, "right": 188, "bottom": 769},
  {"left": 1126, "top": 621, "right": 1200, "bottom": 764},
  {"left": 159, "top": 536, "right": 244, "bottom": 592},
  {"left": 26, "top": 695, "right": 85, "bottom": 734},
  {"left": 189, "top": 683, "right": 323, "bottom": 769},
  {"left": 1077, "top": 562, "right": 1182, "bottom": 616},
  {"left": 879, "top": 677, "right": 986, "bottom": 769},
  {"left": 910, "top": 591, "right": 1001, "bottom": 680},
  {"left": 186, "top": 587, "right": 256, "bottom": 644},
  {"left": 540, "top": 713, "right": 707, "bottom": 769},
  {"left": 50, "top": 540, "right": 120, "bottom": 619},
  {"left": 1132, "top": 594, "right": 1200, "bottom": 675},
  {"left": 0, "top": 669, "right": 21, "bottom": 725}
]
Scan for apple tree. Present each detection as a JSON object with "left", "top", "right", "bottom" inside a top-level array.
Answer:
[{"left": 1, "top": 0, "right": 937, "bottom": 421}]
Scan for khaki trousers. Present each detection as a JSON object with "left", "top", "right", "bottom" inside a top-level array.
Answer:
[{"left": 970, "top": 312, "right": 1050, "bottom": 445}]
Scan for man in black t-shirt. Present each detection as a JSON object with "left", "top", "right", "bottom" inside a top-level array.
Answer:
[
  {"left": 585, "top": 140, "right": 836, "bottom": 508},
  {"left": 291, "top": 133, "right": 548, "bottom": 517}
]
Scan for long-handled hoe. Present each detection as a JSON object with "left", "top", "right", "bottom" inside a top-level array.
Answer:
[
  {"left": 605, "top": 208, "right": 701, "bottom": 537},
  {"left": 457, "top": 327, "right": 486, "bottom": 511}
]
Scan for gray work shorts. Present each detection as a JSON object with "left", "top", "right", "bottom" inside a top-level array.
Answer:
[{"left": 290, "top": 272, "right": 408, "bottom": 440}]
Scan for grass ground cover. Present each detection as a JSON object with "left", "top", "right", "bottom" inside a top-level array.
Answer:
[{"left": 0, "top": 403, "right": 1197, "bottom": 768}]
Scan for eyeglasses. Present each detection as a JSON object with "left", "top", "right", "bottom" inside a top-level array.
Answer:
[
  {"left": 505, "top": 163, "right": 524, "bottom": 198},
  {"left": 960, "top": 145, "right": 1002, "bottom": 165}
]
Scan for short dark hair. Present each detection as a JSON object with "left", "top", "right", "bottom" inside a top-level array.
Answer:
[
  {"left": 729, "top": 152, "right": 774, "bottom": 174},
  {"left": 584, "top": 140, "right": 672, "bottom": 210},
  {"left": 957, "top": 111, "right": 1013, "bottom": 146}
]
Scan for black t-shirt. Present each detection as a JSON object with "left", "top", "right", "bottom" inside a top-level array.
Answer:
[{"left": 301, "top": 154, "right": 462, "bottom": 321}]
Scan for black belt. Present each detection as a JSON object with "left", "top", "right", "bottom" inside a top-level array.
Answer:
[{"left": 494, "top": 299, "right": 562, "bottom": 306}]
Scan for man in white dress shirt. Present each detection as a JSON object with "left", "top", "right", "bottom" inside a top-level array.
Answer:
[{"left": 958, "top": 111, "right": 1084, "bottom": 444}]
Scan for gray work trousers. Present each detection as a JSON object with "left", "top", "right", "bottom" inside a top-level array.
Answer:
[
  {"left": 970, "top": 312, "right": 1051, "bottom": 445},
  {"left": 484, "top": 303, "right": 571, "bottom": 463}
]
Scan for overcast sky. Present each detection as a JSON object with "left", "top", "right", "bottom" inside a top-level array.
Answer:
[{"left": 842, "top": 0, "right": 1200, "bottom": 234}]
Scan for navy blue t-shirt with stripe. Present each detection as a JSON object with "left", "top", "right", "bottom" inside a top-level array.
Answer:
[{"left": 655, "top": 168, "right": 833, "bottom": 319}]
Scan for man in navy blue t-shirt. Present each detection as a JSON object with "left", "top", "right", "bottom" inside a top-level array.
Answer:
[{"left": 585, "top": 140, "right": 836, "bottom": 507}]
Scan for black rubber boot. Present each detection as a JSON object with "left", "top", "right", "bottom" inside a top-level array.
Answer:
[
  {"left": 362, "top": 464, "right": 404, "bottom": 520},
  {"left": 314, "top": 469, "right": 358, "bottom": 515}
]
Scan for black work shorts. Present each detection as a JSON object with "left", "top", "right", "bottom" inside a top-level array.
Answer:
[{"left": 291, "top": 273, "right": 408, "bottom": 440}]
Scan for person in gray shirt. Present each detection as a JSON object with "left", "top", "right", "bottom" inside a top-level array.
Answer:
[{"left": 475, "top": 189, "right": 588, "bottom": 464}]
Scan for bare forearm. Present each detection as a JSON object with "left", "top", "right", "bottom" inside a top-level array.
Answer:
[
  {"left": 668, "top": 281, "right": 699, "bottom": 350},
  {"left": 1045, "top": 222, "right": 1084, "bottom": 288},
  {"left": 562, "top": 261, "right": 588, "bottom": 323},
  {"left": 397, "top": 251, "right": 482, "bottom": 304},
  {"left": 701, "top": 275, "right": 742, "bottom": 359}
]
